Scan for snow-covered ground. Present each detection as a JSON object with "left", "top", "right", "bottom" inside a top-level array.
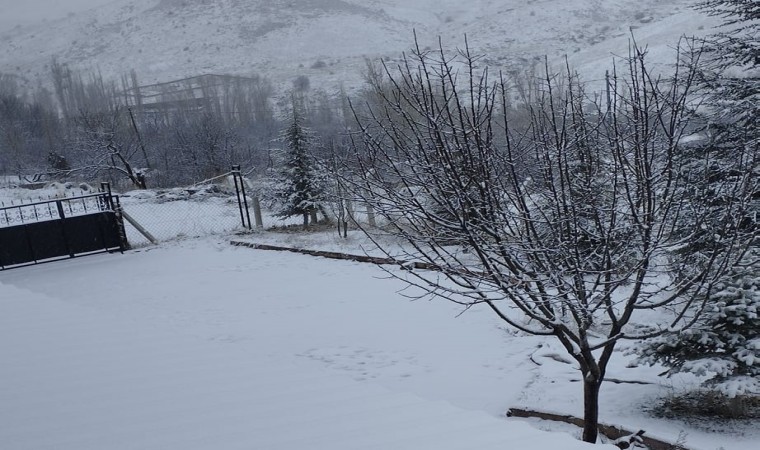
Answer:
[
  {"left": 1, "top": 235, "right": 757, "bottom": 449},
  {"left": 0, "top": 238, "right": 607, "bottom": 450}
]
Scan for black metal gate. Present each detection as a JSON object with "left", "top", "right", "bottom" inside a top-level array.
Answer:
[
  {"left": 0, "top": 183, "right": 127, "bottom": 270},
  {"left": 231, "top": 165, "right": 253, "bottom": 229}
]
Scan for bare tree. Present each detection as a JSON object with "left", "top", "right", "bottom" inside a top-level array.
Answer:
[
  {"left": 173, "top": 111, "right": 240, "bottom": 180},
  {"left": 345, "top": 39, "right": 756, "bottom": 443},
  {"left": 69, "top": 107, "right": 147, "bottom": 189},
  {"left": 0, "top": 89, "right": 27, "bottom": 174},
  {"left": 51, "top": 59, "right": 120, "bottom": 123},
  {"left": 0, "top": 74, "right": 65, "bottom": 177}
]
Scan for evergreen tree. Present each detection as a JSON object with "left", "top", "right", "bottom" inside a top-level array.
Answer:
[
  {"left": 696, "top": 0, "right": 759, "bottom": 142},
  {"left": 275, "top": 109, "right": 323, "bottom": 228},
  {"left": 639, "top": 249, "right": 760, "bottom": 398},
  {"left": 667, "top": 1, "right": 759, "bottom": 275},
  {"left": 638, "top": 1, "right": 759, "bottom": 402},
  {"left": 697, "top": 1, "right": 759, "bottom": 67}
]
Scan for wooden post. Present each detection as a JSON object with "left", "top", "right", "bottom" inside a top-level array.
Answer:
[
  {"left": 121, "top": 209, "right": 158, "bottom": 245},
  {"left": 252, "top": 196, "right": 263, "bottom": 228},
  {"left": 366, "top": 202, "right": 376, "bottom": 228}
]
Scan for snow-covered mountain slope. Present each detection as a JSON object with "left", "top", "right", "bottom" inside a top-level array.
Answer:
[{"left": 0, "top": 0, "right": 716, "bottom": 93}]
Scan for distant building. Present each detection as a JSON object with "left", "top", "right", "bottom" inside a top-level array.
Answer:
[{"left": 122, "top": 73, "right": 271, "bottom": 122}]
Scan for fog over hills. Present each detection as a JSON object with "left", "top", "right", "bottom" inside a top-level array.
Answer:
[{"left": 0, "top": 0, "right": 714, "bottom": 93}]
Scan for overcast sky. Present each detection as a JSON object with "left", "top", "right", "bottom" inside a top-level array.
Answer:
[{"left": 0, "top": 0, "right": 116, "bottom": 32}]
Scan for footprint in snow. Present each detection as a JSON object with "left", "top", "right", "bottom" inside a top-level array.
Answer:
[{"left": 297, "top": 346, "right": 425, "bottom": 381}]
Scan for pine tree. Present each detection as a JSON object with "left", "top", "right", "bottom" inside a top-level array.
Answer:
[
  {"left": 275, "top": 109, "right": 323, "bottom": 228},
  {"left": 693, "top": 0, "right": 760, "bottom": 277},
  {"left": 638, "top": 2, "right": 759, "bottom": 402},
  {"left": 664, "top": 1, "right": 759, "bottom": 276},
  {"left": 696, "top": 0, "right": 759, "bottom": 142},
  {"left": 697, "top": 1, "right": 759, "bottom": 67},
  {"left": 639, "top": 249, "right": 760, "bottom": 398}
]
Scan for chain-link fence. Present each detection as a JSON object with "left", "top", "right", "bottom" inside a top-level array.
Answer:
[
  {"left": 118, "top": 171, "right": 253, "bottom": 247},
  {"left": 0, "top": 176, "right": 19, "bottom": 189},
  {"left": 1, "top": 169, "right": 386, "bottom": 249}
]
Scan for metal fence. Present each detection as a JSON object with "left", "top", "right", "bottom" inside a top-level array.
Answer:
[
  {"left": 118, "top": 168, "right": 258, "bottom": 246},
  {"left": 1, "top": 192, "right": 108, "bottom": 228},
  {"left": 0, "top": 183, "right": 126, "bottom": 269},
  {"left": 0, "top": 167, "right": 301, "bottom": 252}
]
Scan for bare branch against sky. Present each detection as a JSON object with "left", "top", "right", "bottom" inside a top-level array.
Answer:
[{"left": 0, "top": 0, "right": 116, "bottom": 32}]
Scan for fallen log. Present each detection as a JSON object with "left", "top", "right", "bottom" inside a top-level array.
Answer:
[
  {"left": 506, "top": 407, "right": 687, "bottom": 450},
  {"left": 230, "top": 241, "right": 397, "bottom": 265},
  {"left": 230, "top": 241, "right": 524, "bottom": 284}
]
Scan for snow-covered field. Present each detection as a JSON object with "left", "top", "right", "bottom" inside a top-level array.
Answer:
[{"left": 1, "top": 233, "right": 757, "bottom": 449}]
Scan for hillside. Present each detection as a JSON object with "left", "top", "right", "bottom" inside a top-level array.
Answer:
[{"left": 0, "top": 0, "right": 715, "bottom": 94}]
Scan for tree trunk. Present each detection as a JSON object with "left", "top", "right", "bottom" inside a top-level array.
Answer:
[
  {"left": 310, "top": 208, "right": 319, "bottom": 225},
  {"left": 582, "top": 378, "right": 601, "bottom": 443},
  {"left": 135, "top": 172, "right": 147, "bottom": 189},
  {"left": 302, "top": 212, "right": 309, "bottom": 230}
]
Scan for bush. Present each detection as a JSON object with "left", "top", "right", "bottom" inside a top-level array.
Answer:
[{"left": 651, "top": 389, "right": 760, "bottom": 420}]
